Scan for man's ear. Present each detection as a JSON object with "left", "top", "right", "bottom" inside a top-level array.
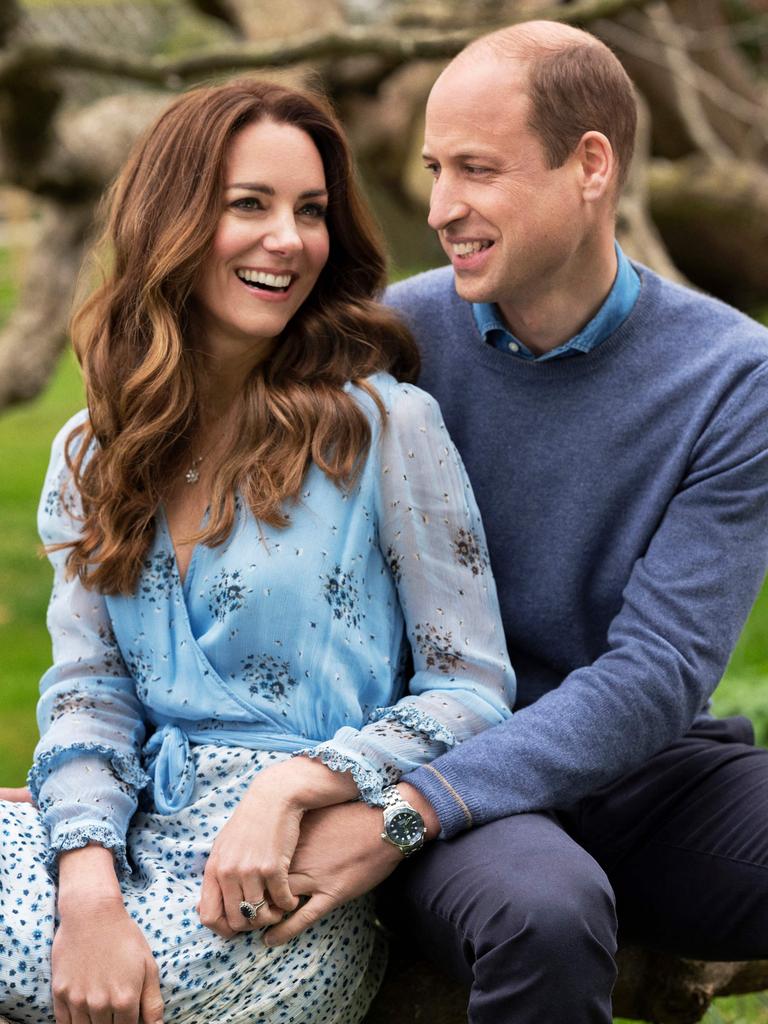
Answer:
[{"left": 576, "top": 131, "right": 614, "bottom": 202}]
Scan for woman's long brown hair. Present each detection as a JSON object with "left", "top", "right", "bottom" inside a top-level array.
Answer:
[{"left": 62, "top": 79, "right": 419, "bottom": 594}]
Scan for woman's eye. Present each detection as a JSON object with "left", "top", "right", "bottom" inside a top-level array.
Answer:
[
  {"left": 231, "top": 196, "right": 262, "bottom": 211},
  {"left": 299, "top": 203, "right": 327, "bottom": 219}
]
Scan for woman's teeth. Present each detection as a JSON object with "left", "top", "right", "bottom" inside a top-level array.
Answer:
[{"left": 236, "top": 269, "right": 292, "bottom": 291}]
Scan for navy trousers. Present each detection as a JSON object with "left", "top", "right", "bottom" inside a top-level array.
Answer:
[{"left": 380, "top": 717, "right": 768, "bottom": 1023}]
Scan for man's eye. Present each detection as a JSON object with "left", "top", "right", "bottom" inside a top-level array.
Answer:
[
  {"left": 464, "top": 165, "right": 490, "bottom": 175},
  {"left": 299, "top": 203, "right": 327, "bottom": 219},
  {"left": 423, "top": 162, "right": 440, "bottom": 177}
]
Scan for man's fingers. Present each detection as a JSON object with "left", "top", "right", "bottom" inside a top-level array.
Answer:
[
  {"left": 139, "top": 958, "right": 165, "bottom": 1024},
  {"left": 265, "top": 868, "right": 300, "bottom": 914},
  {"left": 263, "top": 892, "right": 335, "bottom": 947}
]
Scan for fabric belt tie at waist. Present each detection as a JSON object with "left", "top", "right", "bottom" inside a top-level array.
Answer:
[{"left": 144, "top": 724, "right": 196, "bottom": 814}]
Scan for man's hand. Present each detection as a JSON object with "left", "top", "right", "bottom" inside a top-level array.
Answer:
[{"left": 264, "top": 783, "right": 440, "bottom": 947}]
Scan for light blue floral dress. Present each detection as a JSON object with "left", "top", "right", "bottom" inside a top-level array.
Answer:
[{"left": 0, "top": 372, "right": 515, "bottom": 1024}]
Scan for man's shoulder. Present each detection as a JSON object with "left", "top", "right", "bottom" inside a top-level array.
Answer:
[
  {"left": 638, "top": 265, "right": 768, "bottom": 362},
  {"left": 384, "top": 265, "right": 458, "bottom": 317}
]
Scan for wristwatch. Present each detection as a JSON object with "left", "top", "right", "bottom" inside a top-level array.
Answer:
[{"left": 380, "top": 785, "right": 427, "bottom": 857}]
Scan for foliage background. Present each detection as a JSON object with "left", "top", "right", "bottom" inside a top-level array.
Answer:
[{"left": 1, "top": 1, "right": 768, "bottom": 1020}]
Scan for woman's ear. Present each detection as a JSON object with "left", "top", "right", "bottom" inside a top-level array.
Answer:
[{"left": 575, "top": 131, "right": 614, "bottom": 203}]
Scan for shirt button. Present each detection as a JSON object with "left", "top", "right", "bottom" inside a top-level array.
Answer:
[{"left": 508, "top": 341, "right": 519, "bottom": 353}]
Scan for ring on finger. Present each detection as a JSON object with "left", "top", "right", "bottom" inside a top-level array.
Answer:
[{"left": 240, "top": 898, "right": 267, "bottom": 920}]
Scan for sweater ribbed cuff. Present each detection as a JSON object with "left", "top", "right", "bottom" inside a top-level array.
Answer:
[{"left": 404, "top": 763, "right": 474, "bottom": 839}]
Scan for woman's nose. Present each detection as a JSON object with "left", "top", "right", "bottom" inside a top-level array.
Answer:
[{"left": 263, "top": 212, "right": 303, "bottom": 254}]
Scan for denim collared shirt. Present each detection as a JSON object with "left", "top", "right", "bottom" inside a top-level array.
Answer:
[{"left": 473, "top": 243, "right": 641, "bottom": 361}]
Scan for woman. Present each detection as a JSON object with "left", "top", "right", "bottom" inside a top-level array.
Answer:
[{"left": 0, "top": 79, "right": 515, "bottom": 1024}]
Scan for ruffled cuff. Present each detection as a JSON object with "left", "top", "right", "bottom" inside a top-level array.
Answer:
[
  {"left": 47, "top": 822, "right": 131, "bottom": 880},
  {"left": 292, "top": 745, "right": 388, "bottom": 806},
  {"left": 28, "top": 742, "right": 149, "bottom": 803},
  {"left": 368, "top": 703, "right": 457, "bottom": 748}
]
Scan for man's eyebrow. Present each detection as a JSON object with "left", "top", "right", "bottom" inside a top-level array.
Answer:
[
  {"left": 421, "top": 151, "right": 499, "bottom": 164},
  {"left": 226, "top": 183, "right": 328, "bottom": 198}
]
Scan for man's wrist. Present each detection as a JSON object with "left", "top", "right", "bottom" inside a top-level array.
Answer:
[{"left": 395, "top": 782, "right": 440, "bottom": 841}]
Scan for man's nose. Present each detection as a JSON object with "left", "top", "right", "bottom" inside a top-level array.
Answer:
[{"left": 427, "top": 176, "right": 470, "bottom": 231}]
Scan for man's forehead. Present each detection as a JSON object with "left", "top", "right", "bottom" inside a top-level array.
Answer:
[{"left": 425, "top": 57, "right": 531, "bottom": 147}]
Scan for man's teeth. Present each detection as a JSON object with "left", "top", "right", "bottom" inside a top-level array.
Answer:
[
  {"left": 236, "top": 269, "right": 292, "bottom": 289},
  {"left": 452, "top": 241, "right": 492, "bottom": 256}
]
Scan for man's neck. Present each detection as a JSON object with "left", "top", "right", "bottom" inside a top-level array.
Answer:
[{"left": 496, "top": 239, "right": 618, "bottom": 356}]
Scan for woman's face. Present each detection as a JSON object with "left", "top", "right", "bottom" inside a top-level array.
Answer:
[{"left": 194, "top": 118, "right": 330, "bottom": 363}]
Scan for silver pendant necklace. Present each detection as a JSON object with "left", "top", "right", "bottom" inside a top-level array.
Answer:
[{"left": 185, "top": 456, "right": 204, "bottom": 485}]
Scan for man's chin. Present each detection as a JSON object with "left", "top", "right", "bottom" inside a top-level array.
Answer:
[{"left": 451, "top": 272, "right": 493, "bottom": 306}]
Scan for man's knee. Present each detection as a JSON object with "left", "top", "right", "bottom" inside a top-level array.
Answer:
[
  {"left": 472, "top": 839, "right": 617, "bottom": 967},
  {"left": 385, "top": 813, "right": 617, "bottom": 965}
]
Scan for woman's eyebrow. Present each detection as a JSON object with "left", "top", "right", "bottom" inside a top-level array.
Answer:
[{"left": 226, "top": 183, "right": 328, "bottom": 198}]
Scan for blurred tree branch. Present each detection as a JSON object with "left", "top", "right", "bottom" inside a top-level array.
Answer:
[
  {"left": 0, "top": 0, "right": 656, "bottom": 89},
  {"left": 0, "top": 0, "right": 766, "bottom": 413}
]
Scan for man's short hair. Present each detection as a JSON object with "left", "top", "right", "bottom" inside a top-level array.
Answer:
[
  {"left": 465, "top": 25, "right": 637, "bottom": 191},
  {"left": 526, "top": 41, "right": 637, "bottom": 189}
]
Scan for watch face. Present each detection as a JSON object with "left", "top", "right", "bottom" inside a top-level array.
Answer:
[{"left": 387, "top": 809, "right": 423, "bottom": 846}]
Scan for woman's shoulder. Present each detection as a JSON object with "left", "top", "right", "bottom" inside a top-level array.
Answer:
[
  {"left": 48, "top": 408, "right": 91, "bottom": 464},
  {"left": 348, "top": 372, "right": 445, "bottom": 428}
]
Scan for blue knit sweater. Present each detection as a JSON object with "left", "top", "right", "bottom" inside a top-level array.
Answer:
[{"left": 387, "top": 264, "right": 768, "bottom": 838}]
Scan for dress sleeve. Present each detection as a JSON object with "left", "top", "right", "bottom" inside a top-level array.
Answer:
[
  {"left": 298, "top": 383, "right": 516, "bottom": 812},
  {"left": 28, "top": 413, "right": 149, "bottom": 878}
]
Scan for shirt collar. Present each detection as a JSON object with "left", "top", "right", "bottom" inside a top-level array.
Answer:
[{"left": 472, "top": 242, "right": 641, "bottom": 361}]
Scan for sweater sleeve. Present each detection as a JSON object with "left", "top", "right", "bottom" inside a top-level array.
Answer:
[
  {"left": 296, "top": 383, "right": 516, "bottom": 809},
  {"left": 28, "top": 413, "right": 149, "bottom": 877},
  {"left": 405, "top": 364, "right": 768, "bottom": 836}
]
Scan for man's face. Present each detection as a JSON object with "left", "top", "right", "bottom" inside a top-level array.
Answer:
[{"left": 423, "top": 53, "right": 588, "bottom": 323}]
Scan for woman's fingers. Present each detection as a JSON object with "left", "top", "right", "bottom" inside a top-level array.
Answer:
[
  {"left": 0, "top": 786, "right": 33, "bottom": 803},
  {"left": 139, "top": 956, "right": 165, "bottom": 1024},
  {"left": 51, "top": 992, "right": 72, "bottom": 1024},
  {"left": 219, "top": 873, "right": 253, "bottom": 933},
  {"left": 197, "top": 871, "right": 236, "bottom": 938}
]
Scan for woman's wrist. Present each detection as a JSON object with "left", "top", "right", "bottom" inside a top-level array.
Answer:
[
  {"left": 57, "top": 842, "right": 123, "bottom": 914},
  {"left": 252, "top": 755, "right": 360, "bottom": 810}
]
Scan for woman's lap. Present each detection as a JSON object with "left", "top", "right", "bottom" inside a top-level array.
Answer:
[{"left": 0, "top": 745, "right": 385, "bottom": 1024}]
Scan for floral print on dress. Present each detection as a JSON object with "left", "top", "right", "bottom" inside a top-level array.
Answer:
[
  {"left": 208, "top": 569, "right": 251, "bottom": 622},
  {"left": 385, "top": 545, "right": 403, "bottom": 584},
  {"left": 97, "top": 621, "right": 126, "bottom": 674},
  {"left": 49, "top": 688, "right": 108, "bottom": 722},
  {"left": 125, "top": 649, "right": 156, "bottom": 701},
  {"left": 139, "top": 552, "right": 176, "bottom": 604},
  {"left": 241, "top": 654, "right": 298, "bottom": 703},
  {"left": 452, "top": 526, "right": 489, "bottom": 576},
  {"left": 412, "top": 622, "right": 465, "bottom": 674},
  {"left": 42, "top": 467, "right": 78, "bottom": 520},
  {"left": 322, "top": 564, "right": 363, "bottom": 629}
]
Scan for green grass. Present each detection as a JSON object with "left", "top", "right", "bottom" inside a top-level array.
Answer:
[
  {"left": 0, "top": 350, "right": 85, "bottom": 784},
  {"left": 1, "top": 279, "right": 767, "bottom": 1023}
]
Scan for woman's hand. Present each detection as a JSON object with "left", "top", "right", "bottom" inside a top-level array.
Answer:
[
  {"left": 52, "top": 896, "right": 164, "bottom": 1024},
  {"left": 54, "top": 845, "right": 164, "bottom": 1024},
  {"left": 0, "top": 786, "right": 33, "bottom": 803},
  {"left": 197, "top": 756, "right": 359, "bottom": 938}
]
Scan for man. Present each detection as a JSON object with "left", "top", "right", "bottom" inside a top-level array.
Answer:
[
  {"left": 7, "top": 18, "right": 768, "bottom": 1023},
  {"left": 263, "top": 19, "right": 768, "bottom": 1021}
]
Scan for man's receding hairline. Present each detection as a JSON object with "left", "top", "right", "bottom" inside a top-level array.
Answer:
[{"left": 454, "top": 20, "right": 610, "bottom": 72}]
